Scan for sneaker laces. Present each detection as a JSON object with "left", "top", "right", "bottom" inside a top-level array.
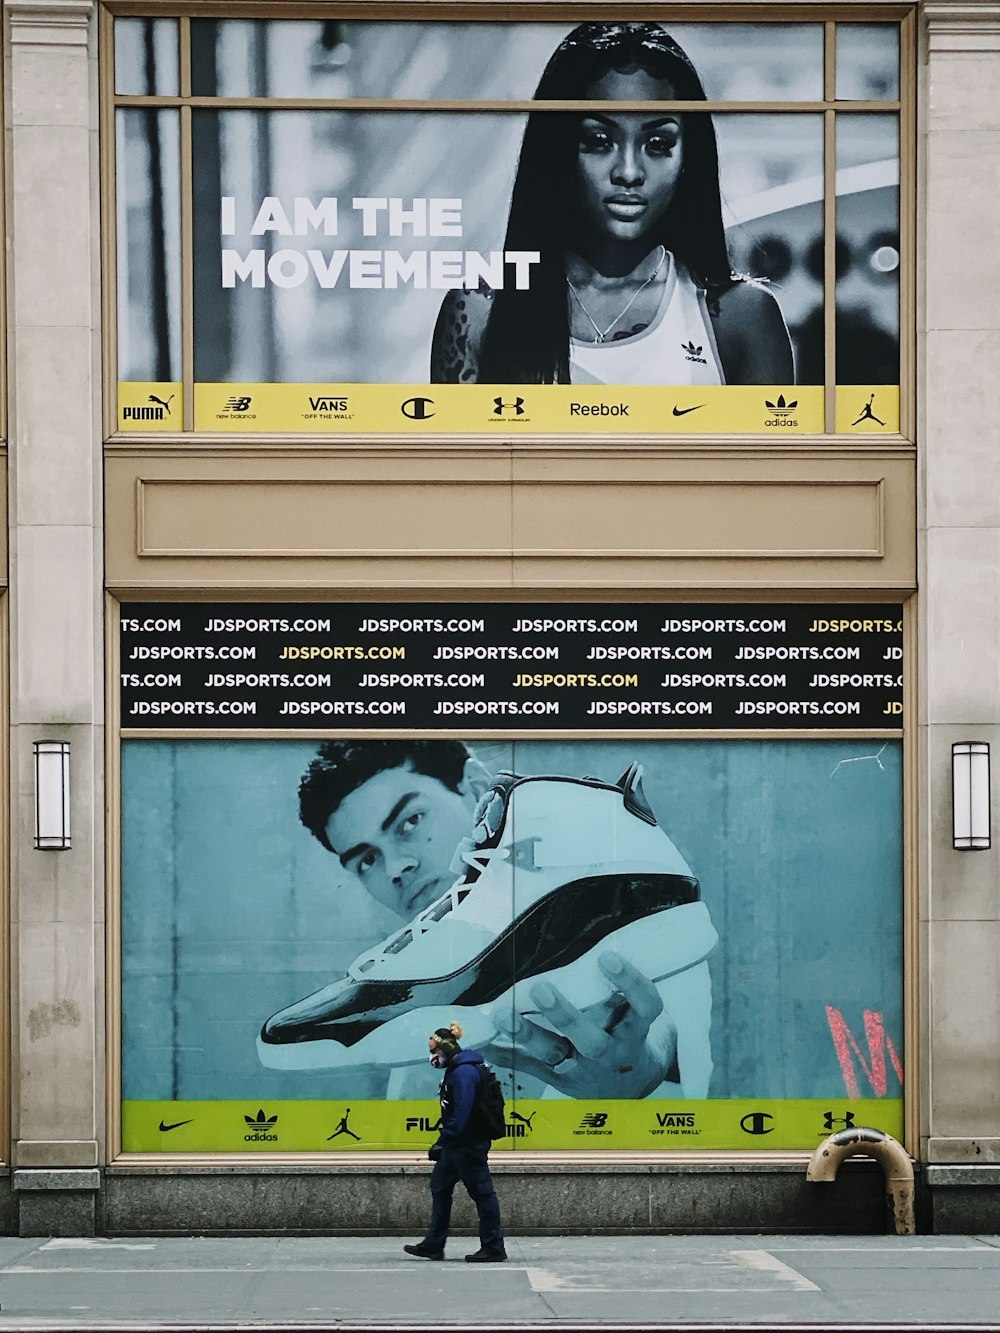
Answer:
[{"left": 345, "top": 780, "right": 519, "bottom": 979}]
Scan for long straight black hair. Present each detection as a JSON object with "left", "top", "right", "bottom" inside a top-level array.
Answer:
[{"left": 478, "top": 23, "right": 733, "bottom": 384}]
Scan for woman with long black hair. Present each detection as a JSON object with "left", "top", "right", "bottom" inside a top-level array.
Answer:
[{"left": 431, "top": 22, "right": 792, "bottom": 386}]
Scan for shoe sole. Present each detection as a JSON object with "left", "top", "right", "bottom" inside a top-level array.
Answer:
[{"left": 258, "top": 897, "right": 718, "bottom": 1071}]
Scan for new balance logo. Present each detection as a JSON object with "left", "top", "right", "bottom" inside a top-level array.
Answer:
[
  {"left": 225, "top": 396, "right": 253, "bottom": 412},
  {"left": 578, "top": 1112, "right": 608, "bottom": 1129}
]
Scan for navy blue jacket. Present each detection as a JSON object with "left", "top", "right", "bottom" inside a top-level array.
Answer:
[{"left": 437, "top": 1048, "right": 486, "bottom": 1148}]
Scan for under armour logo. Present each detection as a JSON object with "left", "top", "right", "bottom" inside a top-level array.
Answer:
[
  {"left": 493, "top": 397, "right": 525, "bottom": 416},
  {"left": 823, "top": 1111, "right": 857, "bottom": 1131}
]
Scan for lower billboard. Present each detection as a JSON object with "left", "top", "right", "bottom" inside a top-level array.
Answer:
[{"left": 121, "top": 737, "right": 903, "bottom": 1152}]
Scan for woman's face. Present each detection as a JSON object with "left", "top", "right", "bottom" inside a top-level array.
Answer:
[{"left": 574, "top": 69, "right": 684, "bottom": 248}]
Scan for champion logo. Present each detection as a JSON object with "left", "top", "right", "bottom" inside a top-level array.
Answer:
[{"left": 682, "top": 340, "right": 707, "bottom": 365}]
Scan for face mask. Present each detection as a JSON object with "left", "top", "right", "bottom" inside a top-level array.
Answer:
[{"left": 429, "top": 1050, "right": 448, "bottom": 1068}]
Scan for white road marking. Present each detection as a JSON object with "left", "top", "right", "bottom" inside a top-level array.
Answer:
[
  {"left": 39, "top": 1240, "right": 155, "bottom": 1252},
  {"left": 731, "top": 1250, "right": 821, "bottom": 1291},
  {"left": 767, "top": 1244, "right": 986, "bottom": 1251},
  {"left": 1, "top": 1264, "right": 507, "bottom": 1275}
]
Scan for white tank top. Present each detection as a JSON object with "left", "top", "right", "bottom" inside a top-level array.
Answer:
[{"left": 569, "top": 254, "right": 725, "bottom": 386}]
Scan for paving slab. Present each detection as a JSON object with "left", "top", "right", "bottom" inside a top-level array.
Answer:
[{"left": 0, "top": 1235, "right": 996, "bottom": 1329}]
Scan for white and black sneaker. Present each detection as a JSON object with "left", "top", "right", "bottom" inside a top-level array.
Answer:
[{"left": 258, "top": 763, "right": 718, "bottom": 1073}]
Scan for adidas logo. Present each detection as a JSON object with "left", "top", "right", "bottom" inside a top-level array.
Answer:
[
  {"left": 682, "top": 341, "right": 707, "bottom": 364},
  {"left": 244, "top": 1108, "right": 278, "bottom": 1142},
  {"left": 764, "top": 393, "right": 799, "bottom": 427},
  {"left": 765, "top": 393, "right": 798, "bottom": 415}
]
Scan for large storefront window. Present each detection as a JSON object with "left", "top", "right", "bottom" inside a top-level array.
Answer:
[
  {"left": 110, "top": 15, "right": 906, "bottom": 437},
  {"left": 115, "top": 603, "right": 905, "bottom": 1155}
]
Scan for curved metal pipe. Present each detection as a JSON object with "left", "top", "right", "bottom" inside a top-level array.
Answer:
[{"left": 807, "top": 1126, "right": 915, "bottom": 1235}]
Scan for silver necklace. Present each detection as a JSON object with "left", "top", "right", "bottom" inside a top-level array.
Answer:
[{"left": 567, "top": 245, "right": 667, "bottom": 344}]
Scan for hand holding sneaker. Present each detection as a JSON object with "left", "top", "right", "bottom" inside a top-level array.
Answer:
[{"left": 486, "top": 950, "right": 678, "bottom": 1099}]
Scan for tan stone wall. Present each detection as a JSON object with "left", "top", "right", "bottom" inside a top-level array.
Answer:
[
  {"left": 6, "top": 0, "right": 103, "bottom": 1169},
  {"left": 921, "top": 0, "right": 1000, "bottom": 1164}
]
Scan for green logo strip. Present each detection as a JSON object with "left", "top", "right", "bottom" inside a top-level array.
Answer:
[{"left": 124, "top": 1098, "right": 903, "bottom": 1154}]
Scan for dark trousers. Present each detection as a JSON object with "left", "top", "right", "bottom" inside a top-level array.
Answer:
[{"left": 424, "top": 1141, "right": 504, "bottom": 1253}]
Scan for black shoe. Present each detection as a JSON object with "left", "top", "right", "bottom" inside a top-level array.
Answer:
[
  {"left": 258, "top": 767, "right": 712, "bottom": 1073},
  {"left": 404, "top": 1242, "right": 444, "bottom": 1261},
  {"left": 465, "top": 1248, "right": 507, "bottom": 1263}
]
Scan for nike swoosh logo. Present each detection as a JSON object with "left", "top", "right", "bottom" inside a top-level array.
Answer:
[
  {"left": 672, "top": 404, "right": 705, "bottom": 416},
  {"left": 159, "top": 1119, "right": 193, "bottom": 1132}
]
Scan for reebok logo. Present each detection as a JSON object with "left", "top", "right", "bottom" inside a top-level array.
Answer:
[{"left": 570, "top": 402, "right": 628, "bottom": 416}]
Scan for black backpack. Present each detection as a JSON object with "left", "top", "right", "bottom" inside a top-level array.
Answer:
[{"left": 471, "top": 1062, "right": 507, "bottom": 1140}]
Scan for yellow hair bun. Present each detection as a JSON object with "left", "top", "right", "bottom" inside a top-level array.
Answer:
[{"left": 449, "top": 1021, "right": 464, "bottom": 1038}]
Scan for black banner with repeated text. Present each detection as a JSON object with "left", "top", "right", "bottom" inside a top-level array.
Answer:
[{"left": 119, "top": 603, "right": 904, "bottom": 729}]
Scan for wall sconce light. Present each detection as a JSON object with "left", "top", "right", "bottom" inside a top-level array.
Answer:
[
  {"left": 952, "top": 741, "right": 990, "bottom": 851},
  {"left": 34, "top": 740, "right": 71, "bottom": 850}
]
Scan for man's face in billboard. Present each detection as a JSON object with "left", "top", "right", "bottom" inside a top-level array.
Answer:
[
  {"left": 325, "top": 763, "right": 476, "bottom": 919},
  {"left": 574, "top": 70, "right": 683, "bottom": 249}
]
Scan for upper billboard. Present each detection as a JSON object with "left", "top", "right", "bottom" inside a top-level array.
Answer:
[{"left": 114, "top": 18, "right": 902, "bottom": 436}]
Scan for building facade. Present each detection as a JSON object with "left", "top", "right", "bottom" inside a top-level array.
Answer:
[{"left": 0, "top": 0, "right": 996, "bottom": 1235}]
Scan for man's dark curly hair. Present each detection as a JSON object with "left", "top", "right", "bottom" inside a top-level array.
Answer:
[{"left": 299, "top": 740, "right": 471, "bottom": 853}]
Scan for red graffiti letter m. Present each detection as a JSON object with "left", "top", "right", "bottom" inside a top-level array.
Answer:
[{"left": 825, "top": 1006, "right": 904, "bottom": 1098}]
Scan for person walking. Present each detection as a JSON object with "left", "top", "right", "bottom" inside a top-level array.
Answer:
[{"left": 404, "top": 1022, "right": 507, "bottom": 1263}]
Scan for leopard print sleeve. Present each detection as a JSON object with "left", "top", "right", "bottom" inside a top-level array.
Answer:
[{"left": 430, "top": 286, "right": 493, "bottom": 384}]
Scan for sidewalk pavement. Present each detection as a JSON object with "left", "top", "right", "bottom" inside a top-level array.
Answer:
[{"left": 0, "top": 1234, "right": 998, "bottom": 1329}]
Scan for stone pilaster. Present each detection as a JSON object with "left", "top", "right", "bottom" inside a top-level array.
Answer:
[
  {"left": 5, "top": 0, "right": 102, "bottom": 1229},
  {"left": 920, "top": 0, "right": 1000, "bottom": 1167}
]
